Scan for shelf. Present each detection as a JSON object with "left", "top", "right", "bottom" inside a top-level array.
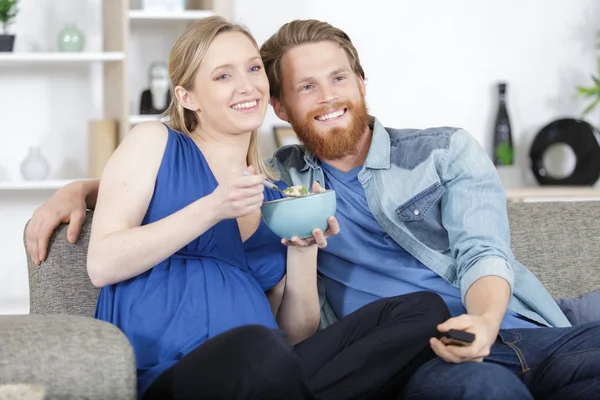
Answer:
[
  {"left": 0, "top": 179, "right": 84, "bottom": 191},
  {"left": 506, "top": 186, "right": 600, "bottom": 202},
  {"left": 0, "top": 52, "right": 125, "bottom": 64},
  {"left": 128, "top": 10, "right": 215, "bottom": 21},
  {"left": 129, "top": 114, "right": 164, "bottom": 124}
]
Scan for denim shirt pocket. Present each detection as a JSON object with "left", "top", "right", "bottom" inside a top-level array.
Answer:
[{"left": 395, "top": 182, "right": 450, "bottom": 252}]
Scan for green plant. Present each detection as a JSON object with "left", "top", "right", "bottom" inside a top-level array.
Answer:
[
  {"left": 0, "top": 0, "right": 18, "bottom": 35},
  {"left": 576, "top": 57, "right": 600, "bottom": 115},
  {"left": 575, "top": 29, "right": 600, "bottom": 114}
]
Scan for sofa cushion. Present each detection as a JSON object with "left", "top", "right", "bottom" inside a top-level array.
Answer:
[
  {"left": 555, "top": 291, "right": 600, "bottom": 325},
  {"left": 507, "top": 201, "right": 600, "bottom": 299},
  {"left": 0, "top": 315, "right": 136, "bottom": 399}
]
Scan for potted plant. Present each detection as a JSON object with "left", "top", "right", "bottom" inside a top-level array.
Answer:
[{"left": 0, "top": 0, "right": 18, "bottom": 52}]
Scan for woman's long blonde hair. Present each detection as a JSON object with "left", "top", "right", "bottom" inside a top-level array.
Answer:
[{"left": 161, "top": 16, "right": 276, "bottom": 180}]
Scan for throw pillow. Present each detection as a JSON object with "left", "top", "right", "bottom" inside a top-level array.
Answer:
[{"left": 555, "top": 291, "right": 600, "bottom": 325}]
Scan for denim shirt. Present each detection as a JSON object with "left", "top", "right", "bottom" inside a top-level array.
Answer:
[{"left": 267, "top": 117, "right": 571, "bottom": 329}]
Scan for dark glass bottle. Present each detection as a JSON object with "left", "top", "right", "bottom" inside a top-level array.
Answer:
[{"left": 492, "top": 82, "right": 514, "bottom": 166}]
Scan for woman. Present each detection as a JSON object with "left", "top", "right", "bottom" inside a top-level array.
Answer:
[{"left": 87, "top": 16, "right": 450, "bottom": 400}]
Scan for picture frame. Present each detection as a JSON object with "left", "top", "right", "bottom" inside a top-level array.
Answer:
[{"left": 273, "top": 126, "right": 300, "bottom": 147}]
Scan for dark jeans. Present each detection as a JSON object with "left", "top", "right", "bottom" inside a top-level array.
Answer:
[
  {"left": 404, "top": 321, "right": 600, "bottom": 399},
  {"left": 143, "top": 291, "right": 450, "bottom": 400}
]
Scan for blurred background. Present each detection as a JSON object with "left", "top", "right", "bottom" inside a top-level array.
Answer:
[{"left": 2, "top": 0, "right": 600, "bottom": 314}]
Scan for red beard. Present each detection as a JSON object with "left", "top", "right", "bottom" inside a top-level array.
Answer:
[{"left": 286, "top": 97, "right": 370, "bottom": 160}]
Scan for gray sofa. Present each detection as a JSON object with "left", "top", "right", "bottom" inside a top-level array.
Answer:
[
  {"left": 1, "top": 201, "right": 600, "bottom": 399},
  {"left": 1, "top": 212, "right": 136, "bottom": 400}
]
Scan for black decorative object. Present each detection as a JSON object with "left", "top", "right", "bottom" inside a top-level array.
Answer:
[
  {"left": 529, "top": 118, "right": 600, "bottom": 186},
  {"left": 140, "top": 90, "right": 171, "bottom": 115},
  {"left": 140, "top": 61, "right": 171, "bottom": 115}
]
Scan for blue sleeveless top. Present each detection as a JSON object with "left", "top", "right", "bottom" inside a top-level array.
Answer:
[{"left": 94, "top": 125, "right": 287, "bottom": 398}]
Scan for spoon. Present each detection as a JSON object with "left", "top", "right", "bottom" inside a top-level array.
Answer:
[{"left": 242, "top": 170, "right": 287, "bottom": 196}]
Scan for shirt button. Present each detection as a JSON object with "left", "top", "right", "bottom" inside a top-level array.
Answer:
[{"left": 413, "top": 209, "right": 420, "bottom": 216}]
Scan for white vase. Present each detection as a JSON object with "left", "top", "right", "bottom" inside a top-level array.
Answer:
[{"left": 20, "top": 146, "right": 50, "bottom": 181}]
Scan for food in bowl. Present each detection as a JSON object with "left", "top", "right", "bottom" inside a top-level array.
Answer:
[{"left": 283, "top": 185, "right": 309, "bottom": 197}]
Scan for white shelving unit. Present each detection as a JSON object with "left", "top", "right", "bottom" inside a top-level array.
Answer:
[
  {"left": 0, "top": 52, "right": 125, "bottom": 63},
  {"left": 0, "top": 0, "right": 128, "bottom": 191},
  {"left": 128, "top": 9, "right": 214, "bottom": 20},
  {"left": 0, "top": 0, "right": 232, "bottom": 192},
  {"left": 0, "top": 180, "right": 80, "bottom": 191},
  {"left": 129, "top": 114, "right": 166, "bottom": 125}
]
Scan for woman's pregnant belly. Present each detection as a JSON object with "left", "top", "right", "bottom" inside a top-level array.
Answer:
[{"left": 95, "top": 256, "right": 278, "bottom": 370}]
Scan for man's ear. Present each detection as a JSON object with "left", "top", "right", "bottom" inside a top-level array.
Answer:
[
  {"left": 358, "top": 75, "right": 366, "bottom": 98},
  {"left": 174, "top": 85, "right": 199, "bottom": 111},
  {"left": 271, "top": 96, "right": 289, "bottom": 122}
]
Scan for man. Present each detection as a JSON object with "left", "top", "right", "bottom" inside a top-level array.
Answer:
[{"left": 26, "top": 19, "right": 599, "bottom": 399}]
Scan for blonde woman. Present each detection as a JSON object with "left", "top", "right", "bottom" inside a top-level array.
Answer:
[{"left": 34, "top": 16, "right": 450, "bottom": 400}]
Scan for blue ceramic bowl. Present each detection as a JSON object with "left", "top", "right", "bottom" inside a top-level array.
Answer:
[{"left": 261, "top": 190, "right": 337, "bottom": 240}]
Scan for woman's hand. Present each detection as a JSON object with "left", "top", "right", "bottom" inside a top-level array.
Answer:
[{"left": 211, "top": 166, "right": 266, "bottom": 221}]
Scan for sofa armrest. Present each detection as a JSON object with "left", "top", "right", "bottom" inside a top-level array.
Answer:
[
  {"left": 25, "top": 210, "right": 99, "bottom": 317},
  {"left": 0, "top": 314, "right": 136, "bottom": 400}
]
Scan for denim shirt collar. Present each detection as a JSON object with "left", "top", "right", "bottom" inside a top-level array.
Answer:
[
  {"left": 364, "top": 117, "right": 391, "bottom": 170},
  {"left": 301, "top": 116, "right": 391, "bottom": 171}
]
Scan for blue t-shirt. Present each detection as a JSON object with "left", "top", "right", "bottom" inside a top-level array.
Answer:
[{"left": 318, "top": 161, "right": 539, "bottom": 330}]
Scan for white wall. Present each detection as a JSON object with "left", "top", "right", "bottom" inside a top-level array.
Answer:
[
  {"left": 1, "top": 0, "right": 600, "bottom": 314},
  {"left": 237, "top": 0, "right": 600, "bottom": 182}
]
